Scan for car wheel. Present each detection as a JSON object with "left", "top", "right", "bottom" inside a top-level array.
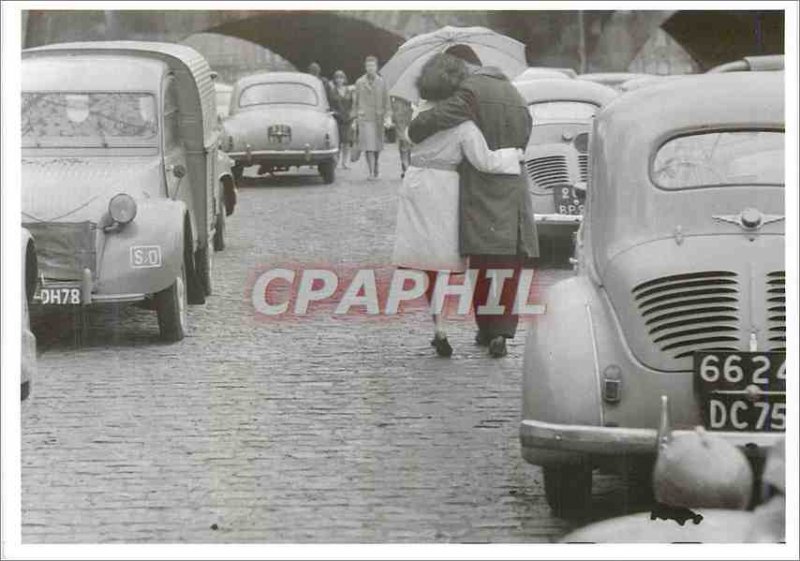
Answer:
[
  {"left": 196, "top": 245, "right": 214, "bottom": 296},
  {"left": 213, "top": 208, "right": 226, "bottom": 252},
  {"left": 155, "top": 265, "right": 187, "bottom": 342},
  {"left": 21, "top": 381, "right": 31, "bottom": 401},
  {"left": 543, "top": 464, "right": 593, "bottom": 519},
  {"left": 319, "top": 160, "right": 335, "bottom": 184}
]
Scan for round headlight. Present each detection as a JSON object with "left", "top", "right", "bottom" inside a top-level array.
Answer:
[
  {"left": 109, "top": 193, "right": 137, "bottom": 225},
  {"left": 573, "top": 132, "right": 590, "bottom": 154}
]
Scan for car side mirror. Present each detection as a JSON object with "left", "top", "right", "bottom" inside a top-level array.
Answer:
[{"left": 172, "top": 164, "right": 187, "bottom": 179}]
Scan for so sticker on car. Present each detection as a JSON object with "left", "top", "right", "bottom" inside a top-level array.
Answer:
[{"left": 130, "top": 245, "right": 163, "bottom": 268}]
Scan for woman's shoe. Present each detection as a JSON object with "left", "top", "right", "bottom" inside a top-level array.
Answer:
[
  {"left": 488, "top": 336, "right": 507, "bottom": 358},
  {"left": 430, "top": 335, "right": 453, "bottom": 357}
]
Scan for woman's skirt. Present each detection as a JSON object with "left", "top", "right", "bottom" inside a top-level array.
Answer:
[
  {"left": 337, "top": 119, "right": 354, "bottom": 145},
  {"left": 357, "top": 119, "right": 384, "bottom": 152},
  {"left": 392, "top": 166, "right": 467, "bottom": 273}
]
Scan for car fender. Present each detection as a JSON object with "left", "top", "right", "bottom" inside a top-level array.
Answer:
[
  {"left": 523, "top": 275, "right": 605, "bottom": 427},
  {"left": 95, "top": 199, "right": 187, "bottom": 296},
  {"left": 215, "top": 150, "right": 237, "bottom": 215}
]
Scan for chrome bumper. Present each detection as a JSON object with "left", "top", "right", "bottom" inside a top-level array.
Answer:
[
  {"left": 534, "top": 213, "right": 583, "bottom": 226},
  {"left": 229, "top": 147, "right": 338, "bottom": 163},
  {"left": 34, "top": 271, "right": 146, "bottom": 306},
  {"left": 520, "top": 418, "right": 783, "bottom": 458}
]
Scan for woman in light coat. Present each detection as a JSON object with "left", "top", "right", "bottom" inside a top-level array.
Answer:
[{"left": 392, "top": 54, "right": 524, "bottom": 357}]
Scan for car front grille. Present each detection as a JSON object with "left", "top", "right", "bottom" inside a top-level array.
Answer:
[
  {"left": 633, "top": 271, "right": 740, "bottom": 359},
  {"left": 767, "top": 271, "right": 785, "bottom": 351},
  {"left": 578, "top": 154, "right": 588, "bottom": 183},
  {"left": 525, "top": 155, "right": 569, "bottom": 190}
]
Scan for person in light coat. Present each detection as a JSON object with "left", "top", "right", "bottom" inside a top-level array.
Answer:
[{"left": 392, "top": 53, "right": 524, "bottom": 357}]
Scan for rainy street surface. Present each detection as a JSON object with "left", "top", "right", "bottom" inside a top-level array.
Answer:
[{"left": 22, "top": 149, "right": 648, "bottom": 543}]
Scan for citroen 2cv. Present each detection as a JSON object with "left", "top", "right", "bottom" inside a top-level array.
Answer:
[
  {"left": 520, "top": 69, "right": 785, "bottom": 516},
  {"left": 21, "top": 42, "right": 237, "bottom": 342},
  {"left": 514, "top": 78, "right": 617, "bottom": 259}
]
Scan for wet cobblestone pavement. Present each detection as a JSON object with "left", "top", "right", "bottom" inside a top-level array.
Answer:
[{"left": 22, "top": 151, "right": 646, "bottom": 543}]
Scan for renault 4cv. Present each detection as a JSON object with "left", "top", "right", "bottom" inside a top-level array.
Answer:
[
  {"left": 520, "top": 67, "right": 785, "bottom": 516},
  {"left": 514, "top": 78, "right": 617, "bottom": 260},
  {"left": 21, "top": 41, "right": 238, "bottom": 342}
]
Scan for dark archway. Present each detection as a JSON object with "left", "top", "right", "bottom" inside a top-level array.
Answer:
[
  {"left": 199, "top": 12, "right": 405, "bottom": 81},
  {"left": 663, "top": 10, "right": 784, "bottom": 70}
]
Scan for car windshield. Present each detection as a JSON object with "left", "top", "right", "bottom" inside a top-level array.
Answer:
[
  {"left": 528, "top": 101, "right": 598, "bottom": 123},
  {"left": 653, "top": 130, "right": 784, "bottom": 189},
  {"left": 239, "top": 82, "right": 318, "bottom": 107},
  {"left": 22, "top": 92, "right": 158, "bottom": 146}
]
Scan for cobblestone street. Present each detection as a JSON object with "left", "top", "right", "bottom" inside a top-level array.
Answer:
[{"left": 22, "top": 150, "right": 645, "bottom": 543}]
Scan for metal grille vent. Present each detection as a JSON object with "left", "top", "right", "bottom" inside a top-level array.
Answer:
[
  {"left": 633, "top": 271, "right": 740, "bottom": 359},
  {"left": 767, "top": 271, "right": 785, "bottom": 352},
  {"left": 525, "top": 155, "right": 569, "bottom": 190},
  {"left": 578, "top": 154, "right": 588, "bottom": 183}
]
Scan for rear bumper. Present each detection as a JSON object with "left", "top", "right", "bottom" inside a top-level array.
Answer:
[
  {"left": 230, "top": 147, "right": 338, "bottom": 166},
  {"left": 520, "top": 418, "right": 782, "bottom": 464}
]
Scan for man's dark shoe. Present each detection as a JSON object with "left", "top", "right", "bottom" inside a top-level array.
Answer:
[
  {"left": 488, "top": 336, "right": 507, "bottom": 358},
  {"left": 431, "top": 335, "right": 453, "bottom": 357},
  {"left": 475, "top": 331, "right": 491, "bottom": 346}
]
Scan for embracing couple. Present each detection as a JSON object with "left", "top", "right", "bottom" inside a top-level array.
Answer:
[{"left": 392, "top": 46, "right": 539, "bottom": 359}]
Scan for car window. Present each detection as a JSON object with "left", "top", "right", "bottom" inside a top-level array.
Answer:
[
  {"left": 528, "top": 101, "right": 598, "bottom": 123},
  {"left": 22, "top": 92, "right": 158, "bottom": 145},
  {"left": 653, "top": 131, "right": 784, "bottom": 189},
  {"left": 239, "top": 82, "right": 318, "bottom": 107}
]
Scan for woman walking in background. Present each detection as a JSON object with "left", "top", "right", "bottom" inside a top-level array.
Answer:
[
  {"left": 392, "top": 53, "right": 524, "bottom": 357},
  {"left": 329, "top": 70, "right": 355, "bottom": 169},
  {"left": 353, "top": 55, "right": 390, "bottom": 180},
  {"left": 391, "top": 95, "right": 414, "bottom": 178}
]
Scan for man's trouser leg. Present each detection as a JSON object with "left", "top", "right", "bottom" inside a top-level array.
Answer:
[{"left": 470, "top": 254, "right": 522, "bottom": 340}]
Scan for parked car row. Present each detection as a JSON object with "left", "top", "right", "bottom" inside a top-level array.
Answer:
[{"left": 518, "top": 56, "right": 785, "bottom": 516}]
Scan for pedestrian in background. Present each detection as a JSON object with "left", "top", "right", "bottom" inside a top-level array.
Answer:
[
  {"left": 329, "top": 70, "right": 355, "bottom": 169},
  {"left": 307, "top": 61, "right": 332, "bottom": 95},
  {"left": 352, "top": 55, "right": 390, "bottom": 180},
  {"left": 391, "top": 95, "right": 413, "bottom": 178}
]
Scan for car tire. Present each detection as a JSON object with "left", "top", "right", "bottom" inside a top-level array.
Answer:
[
  {"left": 213, "top": 208, "right": 226, "bottom": 252},
  {"left": 232, "top": 164, "right": 244, "bottom": 183},
  {"left": 155, "top": 265, "right": 187, "bottom": 342},
  {"left": 319, "top": 160, "right": 335, "bottom": 184},
  {"left": 21, "top": 381, "right": 31, "bottom": 401},
  {"left": 543, "top": 464, "right": 593, "bottom": 519},
  {"left": 196, "top": 245, "right": 214, "bottom": 296}
]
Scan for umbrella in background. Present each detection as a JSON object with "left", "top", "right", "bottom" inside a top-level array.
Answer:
[{"left": 381, "top": 26, "right": 527, "bottom": 103}]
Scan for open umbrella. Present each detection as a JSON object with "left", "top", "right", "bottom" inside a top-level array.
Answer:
[{"left": 381, "top": 26, "right": 527, "bottom": 103}]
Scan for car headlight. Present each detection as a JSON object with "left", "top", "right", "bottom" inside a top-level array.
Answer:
[
  {"left": 573, "top": 132, "right": 590, "bottom": 154},
  {"left": 108, "top": 193, "right": 137, "bottom": 225}
]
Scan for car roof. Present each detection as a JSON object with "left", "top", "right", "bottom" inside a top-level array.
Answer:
[
  {"left": 514, "top": 78, "right": 617, "bottom": 106},
  {"left": 598, "top": 71, "right": 784, "bottom": 138},
  {"left": 514, "top": 67, "right": 577, "bottom": 81},
  {"left": 235, "top": 71, "right": 325, "bottom": 92},
  {"left": 22, "top": 55, "right": 167, "bottom": 92},
  {"left": 579, "top": 72, "right": 653, "bottom": 86}
]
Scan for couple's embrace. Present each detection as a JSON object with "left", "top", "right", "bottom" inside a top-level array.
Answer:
[{"left": 392, "top": 47, "right": 539, "bottom": 358}]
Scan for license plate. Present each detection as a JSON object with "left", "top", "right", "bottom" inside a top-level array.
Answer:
[
  {"left": 130, "top": 245, "right": 162, "bottom": 268},
  {"left": 268, "top": 125, "right": 291, "bottom": 143},
  {"left": 553, "top": 185, "right": 584, "bottom": 215},
  {"left": 694, "top": 351, "right": 786, "bottom": 432},
  {"left": 39, "top": 286, "right": 81, "bottom": 305}
]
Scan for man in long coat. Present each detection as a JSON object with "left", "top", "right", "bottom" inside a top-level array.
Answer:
[{"left": 408, "top": 46, "right": 538, "bottom": 357}]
